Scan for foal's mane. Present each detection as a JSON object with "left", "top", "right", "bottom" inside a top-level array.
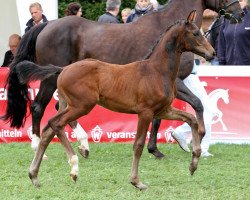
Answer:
[{"left": 143, "top": 19, "right": 185, "bottom": 60}]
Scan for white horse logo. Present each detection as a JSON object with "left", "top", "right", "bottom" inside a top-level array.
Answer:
[{"left": 208, "top": 89, "right": 229, "bottom": 131}]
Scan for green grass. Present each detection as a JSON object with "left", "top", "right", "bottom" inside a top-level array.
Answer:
[{"left": 0, "top": 143, "right": 249, "bottom": 200}]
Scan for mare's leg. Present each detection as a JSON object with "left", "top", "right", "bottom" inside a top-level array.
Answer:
[
  {"left": 130, "top": 111, "right": 153, "bottom": 190},
  {"left": 147, "top": 77, "right": 205, "bottom": 159},
  {"left": 175, "top": 78, "right": 205, "bottom": 140},
  {"left": 30, "top": 77, "right": 57, "bottom": 154},
  {"left": 147, "top": 119, "right": 165, "bottom": 159},
  {"left": 156, "top": 106, "right": 201, "bottom": 175}
]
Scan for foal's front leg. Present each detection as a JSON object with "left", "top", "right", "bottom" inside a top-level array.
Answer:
[
  {"left": 156, "top": 106, "right": 201, "bottom": 175},
  {"left": 130, "top": 111, "right": 153, "bottom": 190}
]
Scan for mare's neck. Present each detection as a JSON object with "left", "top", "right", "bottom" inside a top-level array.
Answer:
[{"left": 155, "top": 0, "right": 204, "bottom": 29}]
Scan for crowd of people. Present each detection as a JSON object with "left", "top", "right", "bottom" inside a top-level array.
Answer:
[{"left": 1, "top": 0, "right": 250, "bottom": 158}]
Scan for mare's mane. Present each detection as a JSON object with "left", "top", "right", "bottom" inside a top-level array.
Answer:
[{"left": 143, "top": 19, "right": 186, "bottom": 60}]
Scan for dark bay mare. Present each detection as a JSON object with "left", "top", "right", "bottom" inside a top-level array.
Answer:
[
  {"left": 12, "top": 11, "right": 214, "bottom": 189},
  {"left": 1, "top": 0, "right": 243, "bottom": 158}
]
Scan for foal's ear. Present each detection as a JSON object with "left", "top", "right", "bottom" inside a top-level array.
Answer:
[{"left": 187, "top": 10, "right": 197, "bottom": 23}]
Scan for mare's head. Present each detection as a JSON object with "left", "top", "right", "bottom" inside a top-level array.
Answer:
[
  {"left": 206, "top": 0, "right": 244, "bottom": 23},
  {"left": 171, "top": 10, "right": 215, "bottom": 61}
]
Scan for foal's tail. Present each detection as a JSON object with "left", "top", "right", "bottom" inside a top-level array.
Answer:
[
  {"left": 15, "top": 61, "right": 62, "bottom": 84},
  {"left": 0, "top": 22, "right": 52, "bottom": 128},
  {"left": 1, "top": 60, "right": 62, "bottom": 128}
]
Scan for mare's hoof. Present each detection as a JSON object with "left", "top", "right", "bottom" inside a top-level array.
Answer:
[
  {"left": 148, "top": 149, "right": 165, "bottom": 159},
  {"left": 131, "top": 181, "right": 148, "bottom": 190},
  {"left": 70, "top": 174, "right": 78, "bottom": 182},
  {"left": 78, "top": 146, "right": 89, "bottom": 159}
]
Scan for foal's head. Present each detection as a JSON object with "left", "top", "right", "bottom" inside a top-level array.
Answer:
[{"left": 172, "top": 10, "right": 215, "bottom": 61}]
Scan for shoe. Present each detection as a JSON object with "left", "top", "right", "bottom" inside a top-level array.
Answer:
[
  {"left": 201, "top": 151, "right": 213, "bottom": 157},
  {"left": 171, "top": 131, "right": 190, "bottom": 152}
]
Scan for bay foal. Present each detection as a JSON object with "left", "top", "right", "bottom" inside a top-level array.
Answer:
[{"left": 16, "top": 11, "right": 214, "bottom": 189}]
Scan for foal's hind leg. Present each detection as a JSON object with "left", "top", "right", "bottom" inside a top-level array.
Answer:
[
  {"left": 56, "top": 102, "right": 90, "bottom": 158},
  {"left": 30, "top": 78, "right": 57, "bottom": 158},
  {"left": 54, "top": 99, "right": 81, "bottom": 181},
  {"left": 29, "top": 109, "right": 80, "bottom": 186},
  {"left": 53, "top": 98, "right": 96, "bottom": 183},
  {"left": 156, "top": 106, "right": 201, "bottom": 175},
  {"left": 147, "top": 119, "right": 165, "bottom": 159},
  {"left": 68, "top": 121, "right": 89, "bottom": 158},
  {"left": 29, "top": 124, "right": 55, "bottom": 187}
]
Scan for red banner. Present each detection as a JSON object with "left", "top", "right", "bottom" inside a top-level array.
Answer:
[
  {"left": 197, "top": 66, "right": 250, "bottom": 144},
  {"left": 1, "top": 67, "right": 250, "bottom": 144},
  {"left": 0, "top": 68, "right": 184, "bottom": 143}
]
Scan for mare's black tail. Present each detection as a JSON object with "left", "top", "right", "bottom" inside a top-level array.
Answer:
[{"left": 0, "top": 23, "right": 51, "bottom": 128}]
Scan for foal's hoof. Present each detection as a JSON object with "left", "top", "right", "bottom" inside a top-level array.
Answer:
[
  {"left": 78, "top": 146, "right": 89, "bottom": 159},
  {"left": 42, "top": 154, "right": 48, "bottom": 160},
  {"left": 29, "top": 173, "right": 41, "bottom": 187},
  {"left": 131, "top": 181, "right": 148, "bottom": 190},
  {"left": 148, "top": 149, "right": 165, "bottom": 159},
  {"left": 70, "top": 173, "right": 78, "bottom": 182},
  {"left": 189, "top": 164, "right": 197, "bottom": 175}
]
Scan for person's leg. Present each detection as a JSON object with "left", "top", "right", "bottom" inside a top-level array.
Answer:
[
  {"left": 199, "top": 92, "right": 214, "bottom": 157},
  {"left": 186, "top": 74, "right": 214, "bottom": 156},
  {"left": 172, "top": 122, "right": 191, "bottom": 152}
]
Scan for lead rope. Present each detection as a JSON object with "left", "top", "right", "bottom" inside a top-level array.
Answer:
[{"left": 203, "top": 18, "right": 223, "bottom": 38}]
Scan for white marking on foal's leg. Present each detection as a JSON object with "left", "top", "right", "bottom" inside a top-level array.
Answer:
[
  {"left": 73, "top": 123, "right": 89, "bottom": 151},
  {"left": 31, "top": 134, "right": 48, "bottom": 160},
  {"left": 68, "top": 155, "right": 79, "bottom": 182}
]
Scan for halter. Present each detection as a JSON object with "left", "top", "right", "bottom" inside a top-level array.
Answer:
[
  {"left": 203, "top": 0, "right": 242, "bottom": 37},
  {"left": 203, "top": 19, "right": 222, "bottom": 38},
  {"left": 217, "top": 0, "right": 241, "bottom": 23}
]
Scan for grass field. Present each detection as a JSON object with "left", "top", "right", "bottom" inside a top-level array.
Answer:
[{"left": 0, "top": 142, "right": 249, "bottom": 200}]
